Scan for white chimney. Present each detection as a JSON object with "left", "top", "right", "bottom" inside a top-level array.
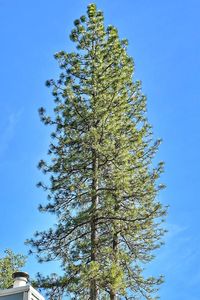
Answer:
[
  {"left": 12, "top": 272, "right": 29, "bottom": 288},
  {"left": 0, "top": 271, "right": 45, "bottom": 300}
]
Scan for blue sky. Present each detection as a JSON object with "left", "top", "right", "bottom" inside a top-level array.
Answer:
[{"left": 0, "top": 0, "right": 200, "bottom": 299}]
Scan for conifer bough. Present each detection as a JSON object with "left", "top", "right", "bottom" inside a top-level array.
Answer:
[{"left": 28, "top": 4, "right": 167, "bottom": 300}]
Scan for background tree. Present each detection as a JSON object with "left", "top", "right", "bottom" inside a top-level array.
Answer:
[
  {"left": 0, "top": 249, "right": 26, "bottom": 289},
  {"left": 28, "top": 4, "right": 167, "bottom": 300}
]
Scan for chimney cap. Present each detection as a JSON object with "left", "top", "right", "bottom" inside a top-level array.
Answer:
[{"left": 12, "top": 272, "right": 29, "bottom": 280}]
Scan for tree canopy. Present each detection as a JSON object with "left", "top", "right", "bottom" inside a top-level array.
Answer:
[{"left": 0, "top": 249, "right": 26, "bottom": 289}]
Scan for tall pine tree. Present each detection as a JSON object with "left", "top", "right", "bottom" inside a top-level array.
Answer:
[{"left": 28, "top": 4, "right": 167, "bottom": 300}]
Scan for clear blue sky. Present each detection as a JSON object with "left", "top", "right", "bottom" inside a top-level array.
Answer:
[{"left": 0, "top": 0, "right": 199, "bottom": 299}]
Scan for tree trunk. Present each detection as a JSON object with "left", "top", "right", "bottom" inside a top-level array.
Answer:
[
  {"left": 110, "top": 290, "right": 116, "bottom": 300},
  {"left": 90, "top": 218, "right": 98, "bottom": 300},
  {"left": 110, "top": 202, "right": 119, "bottom": 300},
  {"left": 90, "top": 150, "right": 98, "bottom": 300}
]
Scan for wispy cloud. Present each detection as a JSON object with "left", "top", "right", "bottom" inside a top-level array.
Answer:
[
  {"left": 155, "top": 222, "right": 200, "bottom": 284},
  {"left": 0, "top": 110, "right": 23, "bottom": 157}
]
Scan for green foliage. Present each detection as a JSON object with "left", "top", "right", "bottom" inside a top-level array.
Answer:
[
  {"left": 0, "top": 249, "right": 26, "bottom": 289},
  {"left": 27, "top": 3, "right": 167, "bottom": 300}
]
